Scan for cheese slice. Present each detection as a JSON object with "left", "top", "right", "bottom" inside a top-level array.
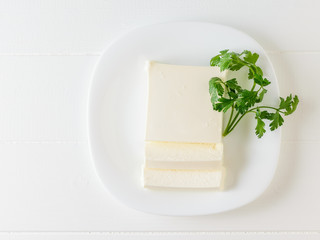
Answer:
[
  {"left": 144, "top": 168, "right": 224, "bottom": 189},
  {"left": 145, "top": 141, "right": 223, "bottom": 169},
  {"left": 146, "top": 62, "right": 225, "bottom": 143}
]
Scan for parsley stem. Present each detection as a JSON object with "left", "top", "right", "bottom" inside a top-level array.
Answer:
[
  {"left": 227, "top": 106, "right": 234, "bottom": 127},
  {"left": 223, "top": 106, "right": 234, "bottom": 136},
  {"left": 225, "top": 110, "right": 256, "bottom": 135},
  {"left": 229, "top": 111, "right": 240, "bottom": 128},
  {"left": 251, "top": 82, "right": 256, "bottom": 91},
  {"left": 223, "top": 106, "right": 286, "bottom": 136},
  {"left": 249, "top": 106, "right": 286, "bottom": 114},
  {"left": 223, "top": 111, "right": 240, "bottom": 136}
]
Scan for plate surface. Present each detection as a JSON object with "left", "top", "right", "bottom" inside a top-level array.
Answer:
[{"left": 88, "top": 22, "right": 280, "bottom": 216}]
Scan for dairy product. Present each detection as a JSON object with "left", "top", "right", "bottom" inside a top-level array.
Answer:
[
  {"left": 146, "top": 62, "right": 225, "bottom": 143},
  {"left": 144, "top": 62, "right": 226, "bottom": 189},
  {"left": 144, "top": 168, "right": 224, "bottom": 189},
  {"left": 145, "top": 141, "right": 223, "bottom": 169}
]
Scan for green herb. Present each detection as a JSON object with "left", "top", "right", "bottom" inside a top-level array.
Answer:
[{"left": 209, "top": 49, "right": 299, "bottom": 138}]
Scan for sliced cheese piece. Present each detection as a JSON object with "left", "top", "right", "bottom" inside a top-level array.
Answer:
[
  {"left": 145, "top": 62, "right": 225, "bottom": 143},
  {"left": 144, "top": 168, "right": 224, "bottom": 189},
  {"left": 145, "top": 141, "right": 223, "bottom": 162},
  {"left": 145, "top": 141, "right": 223, "bottom": 169},
  {"left": 146, "top": 161, "right": 222, "bottom": 170}
]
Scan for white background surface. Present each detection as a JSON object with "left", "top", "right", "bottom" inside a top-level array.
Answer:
[{"left": 0, "top": 0, "right": 319, "bottom": 239}]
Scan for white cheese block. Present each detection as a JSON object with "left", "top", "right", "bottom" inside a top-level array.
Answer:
[
  {"left": 145, "top": 141, "right": 223, "bottom": 169},
  {"left": 144, "top": 168, "right": 224, "bottom": 189},
  {"left": 144, "top": 62, "right": 226, "bottom": 189},
  {"left": 145, "top": 62, "right": 225, "bottom": 143}
]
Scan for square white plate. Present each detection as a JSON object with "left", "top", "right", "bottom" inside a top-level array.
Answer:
[{"left": 88, "top": 21, "right": 280, "bottom": 216}]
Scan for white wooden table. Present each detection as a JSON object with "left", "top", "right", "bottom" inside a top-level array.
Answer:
[{"left": 0, "top": 1, "right": 319, "bottom": 239}]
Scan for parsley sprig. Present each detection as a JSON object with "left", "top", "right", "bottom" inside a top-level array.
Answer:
[{"left": 209, "top": 49, "right": 299, "bottom": 138}]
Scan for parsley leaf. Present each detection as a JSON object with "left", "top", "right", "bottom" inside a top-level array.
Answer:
[
  {"left": 214, "top": 97, "right": 235, "bottom": 112},
  {"left": 209, "top": 77, "right": 224, "bottom": 104},
  {"left": 260, "top": 110, "right": 274, "bottom": 120},
  {"left": 269, "top": 111, "right": 284, "bottom": 131},
  {"left": 253, "top": 74, "right": 271, "bottom": 87},
  {"left": 243, "top": 50, "right": 259, "bottom": 64},
  {"left": 279, "top": 95, "right": 293, "bottom": 110},
  {"left": 225, "top": 78, "right": 242, "bottom": 92},
  {"left": 219, "top": 54, "right": 233, "bottom": 71},
  {"left": 285, "top": 95, "right": 299, "bottom": 115},
  {"left": 255, "top": 110, "right": 266, "bottom": 138},
  {"left": 256, "top": 89, "right": 267, "bottom": 103},
  {"left": 236, "top": 90, "right": 258, "bottom": 114}
]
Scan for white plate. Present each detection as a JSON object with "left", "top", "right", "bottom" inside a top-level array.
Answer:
[{"left": 88, "top": 22, "right": 280, "bottom": 216}]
